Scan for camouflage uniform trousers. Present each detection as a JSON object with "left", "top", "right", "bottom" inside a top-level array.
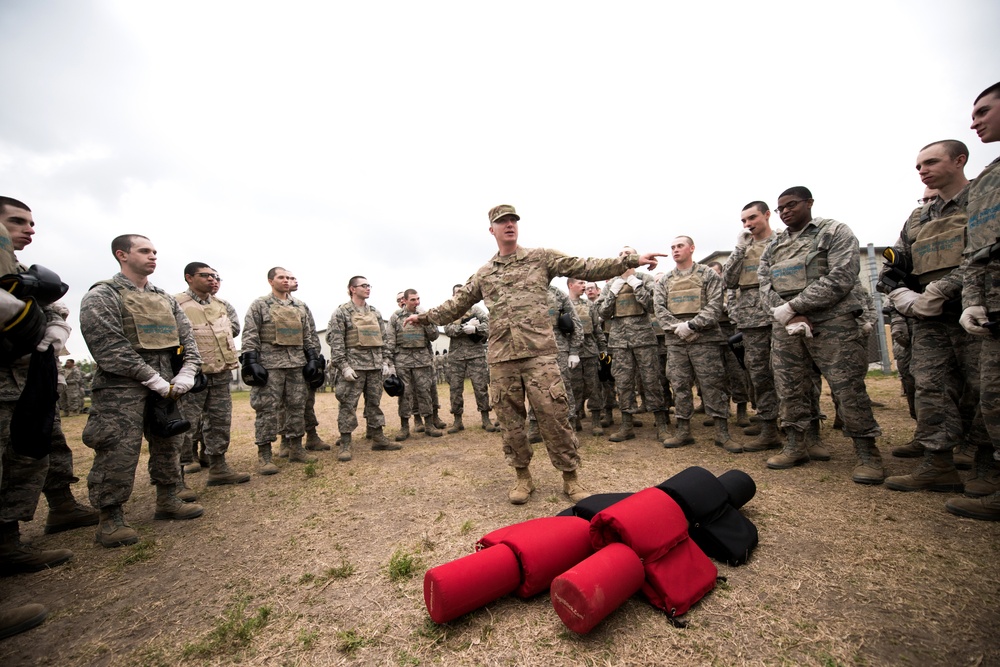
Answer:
[
  {"left": 1, "top": 412, "right": 82, "bottom": 522},
  {"left": 770, "top": 313, "right": 880, "bottom": 437},
  {"left": 529, "top": 351, "right": 576, "bottom": 423},
  {"left": 58, "top": 384, "right": 68, "bottom": 415},
  {"left": 609, "top": 345, "right": 665, "bottom": 414},
  {"left": 335, "top": 369, "right": 385, "bottom": 435},
  {"left": 250, "top": 367, "right": 307, "bottom": 444},
  {"left": 447, "top": 356, "right": 490, "bottom": 415},
  {"left": 180, "top": 372, "right": 234, "bottom": 457},
  {"left": 66, "top": 386, "right": 85, "bottom": 413},
  {"left": 490, "top": 354, "right": 579, "bottom": 472},
  {"left": 45, "top": 413, "right": 79, "bottom": 492},
  {"left": 397, "top": 364, "right": 436, "bottom": 419},
  {"left": 721, "top": 344, "right": 749, "bottom": 404},
  {"left": 978, "top": 334, "right": 1000, "bottom": 460},
  {"left": 304, "top": 386, "right": 319, "bottom": 432},
  {"left": 83, "top": 384, "right": 183, "bottom": 509},
  {"left": 570, "top": 356, "right": 602, "bottom": 419},
  {"left": 741, "top": 326, "right": 779, "bottom": 421},
  {"left": 893, "top": 340, "right": 915, "bottom": 404},
  {"left": 666, "top": 342, "right": 729, "bottom": 421}
]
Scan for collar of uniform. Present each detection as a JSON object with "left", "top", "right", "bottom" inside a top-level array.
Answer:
[
  {"left": 185, "top": 287, "right": 212, "bottom": 306},
  {"left": 492, "top": 245, "right": 527, "bottom": 265},
  {"left": 266, "top": 293, "right": 295, "bottom": 306},
  {"left": 671, "top": 263, "right": 697, "bottom": 277},
  {"left": 113, "top": 271, "right": 155, "bottom": 292},
  {"left": 930, "top": 182, "right": 971, "bottom": 215}
]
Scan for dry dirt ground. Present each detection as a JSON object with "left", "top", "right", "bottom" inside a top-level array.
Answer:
[{"left": 1, "top": 374, "right": 998, "bottom": 667}]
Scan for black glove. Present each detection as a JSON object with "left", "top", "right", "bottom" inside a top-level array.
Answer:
[
  {"left": 240, "top": 350, "right": 268, "bottom": 386},
  {"left": 191, "top": 371, "right": 209, "bottom": 393},
  {"left": 0, "top": 297, "right": 47, "bottom": 365},
  {"left": 145, "top": 393, "right": 191, "bottom": 438},
  {"left": 303, "top": 349, "right": 326, "bottom": 389},
  {"left": 0, "top": 265, "right": 69, "bottom": 305}
]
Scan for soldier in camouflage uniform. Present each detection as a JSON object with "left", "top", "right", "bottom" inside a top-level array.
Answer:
[
  {"left": 174, "top": 263, "right": 250, "bottom": 487},
  {"left": 63, "top": 359, "right": 85, "bottom": 414},
  {"left": 241, "top": 267, "right": 322, "bottom": 473},
  {"left": 596, "top": 247, "right": 670, "bottom": 443},
  {"left": 386, "top": 289, "right": 443, "bottom": 441},
  {"left": 442, "top": 284, "right": 495, "bottom": 433},
  {"left": 526, "top": 285, "right": 583, "bottom": 441},
  {"left": 327, "top": 276, "right": 398, "bottom": 461},
  {"left": 586, "top": 282, "right": 616, "bottom": 426},
  {"left": 950, "top": 82, "right": 1000, "bottom": 520},
  {"left": 81, "top": 234, "right": 204, "bottom": 548},
  {"left": 759, "top": 187, "right": 885, "bottom": 484},
  {"left": 653, "top": 237, "right": 736, "bottom": 451},
  {"left": 878, "top": 140, "right": 989, "bottom": 496},
  {"left": 568, "top": 278, "right": 607, "bottom": 436},
  {"left": 407, "top": 205, "right": 663, "bottom": 504},
  {"left": 0, "top": 198, "right": 80, "bottom": 574},
  {"left": 707, "top": 261, "right": 750, "bottom": 426},
  {"left": 722, "top": 201, "right": 783, "bottom": 452}
]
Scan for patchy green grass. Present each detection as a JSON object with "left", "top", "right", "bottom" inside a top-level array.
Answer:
[
  {"left": 114, "top": 539, "right": 156, "bottom": 570},
  {"left": 336, "top": 628, "right": 372, "bottom": 655},
  {"left": 387, "top": 547, "right": 422, "bottom": 582},
  {"left": 181, "top": 594, "right": 272, "bottom": 660}
]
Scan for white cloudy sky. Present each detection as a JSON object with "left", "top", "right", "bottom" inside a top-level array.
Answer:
[{"left": 1, "top": 0, "right": 998, "bottom": 361}]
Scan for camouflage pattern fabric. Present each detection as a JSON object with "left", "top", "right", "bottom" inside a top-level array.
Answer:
[
  {"left": 741, "top": 326, "right": 778, "bottom": 421},
  {"left": 570, "top": 356, "right": 602, "bottom": 420},
  {"left": 722, "top": 234, "right": 774, "bottom": 329},
  {"left": 335, "top": 368, "right": 385, "bottom": 434},
  {"left": 0, "top": 438, "right": 48, "bottom": 522},
  {"left": 304, "top": 385, "right": 319, "bottom": 432},
  {"left": 327, "top": 302, "right": 385, "bottom": 372},
  {"left": 250, "top": 367, "right": 306, "bottom": 443},
  {"left": 980, "top": 336, "right": 1000, "bottom": 458},
  {"left": 666, "top": 343, "right": 729, "bottom": 420},
  {"left": 548, "top": 287, "right": 583, "bottom": 355},
  {"left": 442, "top": 303, "right": 489, "bottom": 360},
  {"left": 44, "top": 412, "right": 79, "bottom": 492},
  {"left": 719, "top": 321, "right": 749, "bottom": 404},
  {"left": 447, "top": 355, "right": 490, "bottom": 414},
  {"left": 180, "top": 371, "right": 234, "bottom": 456},
  {"left": 396, "top": 365, "right": 436, "bottom": 418},
  {"left": 241, "top": 294, "right": 320, "bottom": 369},
  {"left": 64, "top": 366, "right": 85, "bottom": 413}
]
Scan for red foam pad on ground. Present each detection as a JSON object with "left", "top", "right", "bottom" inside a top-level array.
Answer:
[
  {"left": 423, "top": 544, "right": 521, "bottom": 624},
  {"left": 589, "top": 487, "right": 689, "bottom": 562},
  {"left": 550, "top": 543, "right": 646, "bottom": 634},
  {"left": 479, "top": 516, "right": 594, "bottom": 598},
  {"left": 641, "top": 536, "right": 718, "bottom": 617}
]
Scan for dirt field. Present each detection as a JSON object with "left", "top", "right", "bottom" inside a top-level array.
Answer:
[{"left": 1, "top": 374, "right": 998, "bottom": 666}]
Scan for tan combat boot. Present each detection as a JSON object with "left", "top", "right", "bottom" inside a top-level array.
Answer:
[
  {"left": 0, "top": 522, "right": 73, "bottom": 575},
  {"left": 370, "top": 427, "right": 402, "bottom": 451},
  {"left": 885, "top": 451, "right": 964, "bottom": 492},
  {"left": 654, "top": 411, "right": 671, "bottom": 443},
  {"left": 337, "top": 434, "right": 353, "bottom": 462},
  {"left": 305, "top": 429, "right": 331, "bottom": 451},
  {"left": 662, "top": 418, "right": 695, "bottom": 449},
  {"left": 431, "top": 409, "right": 447, "bottom": 430},
  {"left": 277, "top": 435, "right": 290, "bottom": 459},
  {"left": 423, "top": 415, "right": 444, "bottom": 438},
  {"left": 609, "top": 413, "right": 635, "bottom": 442},
  {"left": 805, "top": 419, "right": 831, "bottom": 461},
  {"left": 153, "top": 485, "right": 205, "bottom": 521},
  {"left": 851, "top": 437, "right": 885, "bottom": 485},
  {"left": 43, "top": 487, "right": 99, "bottom": 535},
  {"left": 965, "top": 447, "right": 1000, "bottom": 498},
  {"left": 395, "top": 418, "right": 411, "bottom": 442},
  {"left": 287, "top": 436, "right": 317, "bottom": 463},
  {"left": 891, "top": 439, "right": 924, "bottom": 459},
  {"left": 562, "top": 470, "right": 590, "bottom": 503},
  {"left": 95, "top": 505, "right": 139, "bottom": 548},
  {"left": 743, "top": 419, "right": 781, "bottom": 452},
  {"left": 0, "top": 602, "right": 47, "bottom": 640},
  {"left": 715, "top": 417, "right": 742, "bottom": 454},
  {"left": 183, "top": 460, "right": 203, "bottom": 474},
  {"left": 946, "top": 490, "right": 1000, "bottom": 521},
  {"left": 508, "top": 468, "right": 535, "bottom": 505},
  {"left": 527, "top": 419, "right": 543, "bottom": 443},
  {"left": 480, "top": 411, "right": 498, "bottom": 432},
  {"left": 206, "top": 454, "right": 251, "bottom": 486},
  {"left": 448, "top": 414, "right": 464, "bottom": 434},
  {"left": 766, "top": 430, "right": 809, "bottom": 469},
  {"left": 257, "top": 444, "right": 279, "bottom": 475},
  {"left": 735, "top": 402, "right": 751, "bottom": 427},
  {"left": 600, "top": 409, "right": 614, "bottom": 428},
  {"left": 413, "top": 415, "right": 425, "bottom": 433},
  {"left": 590, "top": 411, "right": 604, "bottom": 437},
  {"left": 953, "top": 442, "right": 976, "bottom": 470}
]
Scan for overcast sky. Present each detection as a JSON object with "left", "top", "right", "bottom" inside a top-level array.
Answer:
[{"left": 1, "top": 0, "right": 998, "bottom": 362}]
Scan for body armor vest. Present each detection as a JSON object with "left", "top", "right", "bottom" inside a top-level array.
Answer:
[
  {"left": 345, "top": 308, "right": 383, "bottom": 348},
  {"left": 573, "top": 300, "right": 594, "bottom": 335},
  {"left": 261, "top": 303, "right": 304, "bottom": 346},
  {"left": 176, "top": 293, "right": 238, "bottom": 373},
  {"left": 613, "top": 284, "right": 645, "bottom": 317},
  {"left": 100, "top": 281, "right": 179, "bottom": 351},
  {"left": 738, "top": 243, "right": 765, "bottom": 289},
  {"left": 910, "top": 210, "right": 968, "bottom": 285},
  {"left": 666, "top": 270, "right": 704, "bottom": 316},
  {"left": 768, "top": 221, "right": 833, "bottom": 298}
]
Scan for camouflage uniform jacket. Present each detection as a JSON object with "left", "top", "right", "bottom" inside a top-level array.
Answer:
[
  {"left": 418, "top": 246, "right": 641, "bottom": 364},
  {"left": 241, "top": 293, "right": 320, "bottom": 370},
  {"left": 652, "top": 263, "right": 725, "bottom": 345},
  {"left": 964, "top": 157, "right": 1000, "bottom": 311},
  {"left": 64, "top": 365, "right": 84, "bottom": 390},
  {"left": 386, "top": 307, "right": 438, "bottom": 369},
  {"left": 573, "top": 296, "right": 606, "bottom": 358},
  {"left": 596, "top": 271, "right": 658, "bottom": 349},
  {"left": 722, "top": 234, "right": 774, "bottom": 329},
  {"left": 547, "top": 286, "right": 584, "bottom": 356},
  {"left": 442, "top": 303, "right": 489, "bottom": 361},
  {"left": 327, "top": 301, "right": 385, "bottom": 372},
  {"left": 758, "top": 217, "right": 863, "bottom": 324},
  {"left": 81, "top": 272, "right": 200, "bottom": 391}
]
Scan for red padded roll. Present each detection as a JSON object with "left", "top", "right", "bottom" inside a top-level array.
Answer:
[
  {"left": 589, "top": 487, "right": 688, "bottom": 562},
  {"left": 640, "top": 536, "right": 718, "bottom": 617},
  {"left": 478, "top": 516, "right": 594, "bottom": 598},
  {"left": 550, "top": 543, "right": 645, "bottom": 634},
  {"left": 423, "top": 544, "right": 521, "bottom": 624}
]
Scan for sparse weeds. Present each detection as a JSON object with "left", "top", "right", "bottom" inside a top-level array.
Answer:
[
  {"left": 115, "top": 538, "right": 156, "bottom": 569},
  {"left": 387, "top": 547, "right": 422, "bottom": 582},
  {"left": 181, "top": 594, "right": 272, "bottom": 659},
  {"left": 304, "top": 462, "right": 318, "bottom": 477},
  {"left": 337, "top": 628, "right": 372, "bottom": 655},
  {"left": 298, "top": 628, "right": 320, "bottom": 649}
]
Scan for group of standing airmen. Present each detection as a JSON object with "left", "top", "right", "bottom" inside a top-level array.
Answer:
[{"left": 1, "top": 81, "right": 999, "bottom": 641}]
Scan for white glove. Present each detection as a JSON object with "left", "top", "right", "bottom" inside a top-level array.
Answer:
[
  {"left": 860, "top": 322, "right": 873, "bottom": 335},
  {"left": 567, "top": 354, "right": 580, "bottom": 369},
  {"left": 888, "top": 288, "right": 921, "bottom": 318},
  {"left": 0, "top": 290, "right": 28, "bottom": 324},
  {"left": 736, "top": 230, "right": 753, "bottom": 248},
  {"left": 462, "top": 322, "right": 477, "bottom": 334},
  {"left": 465, "top": 317, "right": 480, "bottom": 328},
  {"left": 609, "top": 278, "right": 625, "bottom": 295},
  {"left": 772, "top": 303, "right": 796, "bottom": 326},
  {"left": 142, "top": 374, "right": 172, "bottom": 397},
  {"left": 36, "top": 319, "right": 72, "bottom": 353},
  {"left": 382, "top": 362, "right": 395, "bottom": 376},
  {"left": 910, "top": 283, "right": 949, "bottom": 318},
  {"left": 342, "top": 367, "right": 358, "bottom": 381},
  {"left": 960, "top": 306, "right": 991, "bottom": 335},
  {"left": 170, "top": 366, "right": 197, "bottom": 397},
  {"left": 786, "top": 321, "right": 813, "bottom": 337},
  {"left": 626, "top": 275, "right": 642, "bottom": 289},
  {"left": 674, "top": 321, "right": 699, "bottom": 341}
]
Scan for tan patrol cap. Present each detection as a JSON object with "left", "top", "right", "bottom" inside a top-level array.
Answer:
[{"left": 488, "top": 204, "right": 520, "bottom": 224}]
